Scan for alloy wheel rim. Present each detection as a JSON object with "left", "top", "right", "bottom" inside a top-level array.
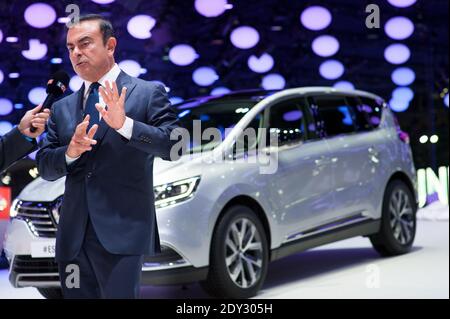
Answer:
[
  {"left": 389, "top": 189, "right": 414, "bottom": 245},
  {"left": 225, "top": 217, "right": 264, "bottom": 288}
]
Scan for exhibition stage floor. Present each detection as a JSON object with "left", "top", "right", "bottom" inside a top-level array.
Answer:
[{"left": 0, "top": 203, "right": 448, "bottom": 299}]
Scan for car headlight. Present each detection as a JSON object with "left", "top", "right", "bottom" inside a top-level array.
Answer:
[
  {"left": 9, "top": 199, "right": 19, "bottom": 218},
  {"left": 154, "top": 176, "right": 201, "bottom": 209}
]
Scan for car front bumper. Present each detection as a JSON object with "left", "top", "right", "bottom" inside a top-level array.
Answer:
[{"left": 4, "top": 219, "right": 209, "bottom": 288}]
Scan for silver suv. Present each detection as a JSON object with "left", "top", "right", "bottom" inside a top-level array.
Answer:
[{"left": 4, "top": 87, "right": 418, "bottom": 299}]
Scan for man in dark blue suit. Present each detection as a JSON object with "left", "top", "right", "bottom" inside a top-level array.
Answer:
[
  {"left": 0, "top": 105, "right": 50, "bottom": 172},
  {"left": 36, "top": 14, "right": 179, "bottom": 299}
]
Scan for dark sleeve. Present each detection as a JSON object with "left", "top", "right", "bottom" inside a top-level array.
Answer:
[
  {"left": 0, "top": 127, "right": 36, "bottom": 173},
  {"left": 36, "top": 105, "right": 70, "bottom": 181},
  {"left": 127, "top": 83, "right": 180, "bottom": 161}
]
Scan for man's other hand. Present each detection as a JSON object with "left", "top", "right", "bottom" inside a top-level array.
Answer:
[{"left": 66, "top": 115, "right": 98, "bottom": 158}]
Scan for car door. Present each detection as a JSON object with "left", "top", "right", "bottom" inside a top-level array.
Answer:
[
  {"left": 309, "top": 94, "right": 378, "bottom": 224},
  {"left": 356, "top": 95, "right": 394, "bottom": 219},
  {"left": 264, "top": 97, "right": 335, "bottom": 243}
]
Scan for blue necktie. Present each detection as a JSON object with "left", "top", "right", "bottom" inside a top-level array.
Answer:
[{"left": 85, "top": 82, "right": 100, "bottom": 129}]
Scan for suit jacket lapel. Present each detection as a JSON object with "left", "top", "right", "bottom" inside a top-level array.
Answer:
[
  {"left": 115, "top": 71, "right": 137, "bottom": 112},
  {"left": 75, "top": 83, "right": 85, "bottom": 123},
  {"left": 65, "top": 83, "right": 84, "bottom": 137}
]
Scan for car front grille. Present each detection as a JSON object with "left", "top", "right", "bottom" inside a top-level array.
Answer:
[
  {"left": 14, "top": 198, "right": 61, "bottom": 238},
  {"left": 12, "top": 255, "right": 59, "bottom": 274}
]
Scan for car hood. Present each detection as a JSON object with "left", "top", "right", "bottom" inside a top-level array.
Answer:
[
  {"left": 18, "top": 152, "right": 210, "bottom": 202},
  {"left": 18, "top": 176, "right": 65, "bottom": 202},
  {"left": 152, "top": 152, "right": 205, "bottom": 175}
]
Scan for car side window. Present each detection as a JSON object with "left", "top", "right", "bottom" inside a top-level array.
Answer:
[
  {"left": 346, "top": 96, "right": 373, "bottom": 132},
  {"left": 268, "top": 99, "right": 307, "bottom": 146},
  {"left": 358, "top": 97, "right": 384, "bottom": 128},
  {"left": 311, "top": 95, "right": 357, "bottom": 137}
]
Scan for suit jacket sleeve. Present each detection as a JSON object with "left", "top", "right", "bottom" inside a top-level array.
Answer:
[
  {"left": 36, "top": 104, "right": 70, "bottom": 181},
  {"left": 0, "top": 127, "right": 36, "bottom": 172},
  {"left": 127, "top": 83, "right": 180, "bottom": 161}
]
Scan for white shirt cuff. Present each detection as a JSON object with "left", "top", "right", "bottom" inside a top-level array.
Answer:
[
  {"left": 65, "top": 153, "right": 80, "bottom": 165},
  {"left": 116, "top": 116, "right": 134, "bottom": 140}
]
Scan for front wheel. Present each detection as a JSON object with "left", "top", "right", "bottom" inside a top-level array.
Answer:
[
  {"left": 201, "top": 205, "right": 269, "bottom": 298},
  {"left": 370, "top": 180, "right": 417, "bottom": 256}
]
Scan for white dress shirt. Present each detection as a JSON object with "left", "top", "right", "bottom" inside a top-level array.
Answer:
[{"left": 66, "top": 63, "right": 134, "bottom": 164}]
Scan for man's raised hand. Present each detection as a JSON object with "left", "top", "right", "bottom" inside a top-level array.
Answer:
[{"left": 96, "top": 80, "right": 127, "bottom": 130}]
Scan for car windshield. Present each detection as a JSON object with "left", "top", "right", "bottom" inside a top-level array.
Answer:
[{"left": 175, "top": 98, "right": 262, "bottom": 153}]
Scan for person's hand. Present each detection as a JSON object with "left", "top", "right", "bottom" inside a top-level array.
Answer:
[
  {"left": 66, "top": 115, "right": 98, "bottom": 158},
  {"left": 18, "top": 104, "right": 51, "bottom": 139},
  {"left": 96, "top": 80, "right": 127, "bottom": 130}
]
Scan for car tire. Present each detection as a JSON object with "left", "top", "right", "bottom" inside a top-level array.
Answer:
[
  {"left": 370, "top": 180, "right": 417, "bottom": 257},
  {"left": 37, "top": 288, "right": 63, "bottom": 299},
  {"left": 200, "top": 205, "right": 269, "bottom": 298}
]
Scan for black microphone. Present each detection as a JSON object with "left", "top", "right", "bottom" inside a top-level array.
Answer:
[{"left": 30, "top": 70, "right": 70, "bottom": 133}]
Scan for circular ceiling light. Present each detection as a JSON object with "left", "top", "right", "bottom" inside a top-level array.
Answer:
[
  {"left": 387, "top": 0, "right": 417, "bottom": 8},
  {"left": 319, "top": 60, "right": 345, "bottom": 80},
  {"left": 230, "top": 26, "right": 260, "bottom": 49},
  {"left": 384, "top": 43, "right": 411, "bottom": 65},
  {"left": 91, "top": 0, "right": 115, "bottom": 4},
  {"left": 392, "top": 87, "right": 414, "bottom": 102},
  {"left": 261, "top": 73, "right": 286, "bottom": 90},
  {"left": 389, "top": 98, "right": 410, "bottom": 112},
  {"left": 169, "top": 44, "right": 199, "bottom": 66},
  {"left": 333, "top": 81, "right": 355, "bottom": 91},
  {"left": 211, "top": 87, "right": 231, "bottom": 95},
  {"left": 22, "top": 39, "right": 48, "bottom": 60},
  {"left": 300, "top": 6, "right": 332, "bottom": 31},
  {"left": 127, "top": 15, "right": 156, "bottom": 39},
  {"left": 0, "top": 98, "right": 13, "bottom": 116},
  {"left": 248, "top": 53, "right": 274, "bottom": 73},
  {"left": 69, "top": 75, "right": 83, "bottom": 92},
  {"left": 24, "top": 3, "right": 57, "bottom": 29},
  {"left": 195, "top": 0, "right": 228, "bottom": 17},
  {"left": 312, "top": 35, "right": 340, "bottom": 57},
  {"left": 28, "top": 87, "right": 47, "bottom": 105},
  {"left": 192, "top": 67, "right": 219, "bottom": 86},
  {"left": 0, "top": 121, "right": 13, "bottom": 136},
  {"left": 391, "top": 67, "right": 415, "bottom": 86},
  {"left": 118, "top": 60, "right": 142, "bottom": 78},
  {"left": 385, "top": 16, "right": 414, "bottom": 40}
]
